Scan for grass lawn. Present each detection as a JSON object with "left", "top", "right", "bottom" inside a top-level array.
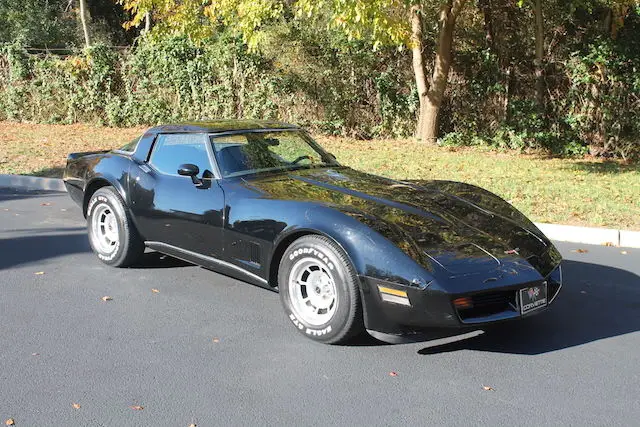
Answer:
[{"left": 1, "top": 121, "right": 638, "bottom": 230}]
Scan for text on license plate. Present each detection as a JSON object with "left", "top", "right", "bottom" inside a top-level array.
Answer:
[{"left": 520, "top": 282, "right": 548, "bottom": 314}]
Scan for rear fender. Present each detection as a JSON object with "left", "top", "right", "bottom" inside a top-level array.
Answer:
[{"left": 81, "top": 156, "right": 132, "bottom": 217}]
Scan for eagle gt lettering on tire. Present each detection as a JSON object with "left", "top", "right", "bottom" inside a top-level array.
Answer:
[{"left": 278, "top": 235, "right": 364, "bottom": 344}]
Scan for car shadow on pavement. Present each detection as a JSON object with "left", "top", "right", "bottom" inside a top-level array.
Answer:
[
  {"left": 0, "top": 231, "right": 92, "bottom": 270},
  {"left": 417, "top": 260, "right": 640, "bottom": 355},
  {"left": 0, "top": 188, "right": 66, "bottom": 202},
  {"left": 0, "top": 232, "right": 195, "bottom": 271},
  {"left": 132, "top": 251, "right": 194, "bottom": 269}
]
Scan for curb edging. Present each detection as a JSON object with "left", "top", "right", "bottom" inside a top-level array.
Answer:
[
  {"left": 1, "top": 174, "right": 638, "bottom": 248},
  {"left": 0, "top": 174, "right": 67, "bottom": 192},
  {"left": 534, "top": 223, "right": 639, "bottom": 249}
]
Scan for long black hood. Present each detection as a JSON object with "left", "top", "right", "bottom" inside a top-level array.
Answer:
[{"left": 243, "top": 167, "right": 559, "bottom": 276}]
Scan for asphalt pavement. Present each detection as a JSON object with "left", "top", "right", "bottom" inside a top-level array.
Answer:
[{"left": 1, "top": 188, "right": 639, "bottom": 426}]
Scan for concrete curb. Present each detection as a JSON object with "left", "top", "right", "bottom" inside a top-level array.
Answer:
[
  {"left": 534, "top": 223, "right": 638, "bottom": 249},
  {"left": 620, "top": 230, "right": 640, "bottom": 249},
  {"left": 0, "top": 174, "right": 67, "bottom": 192},
  {"left": 1, "top": 174, "right": 638, "bottom": 248}
]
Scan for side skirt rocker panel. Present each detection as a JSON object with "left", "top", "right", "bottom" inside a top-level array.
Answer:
[{"left": 145, "top": 241, "right": 271, "bottom": 290}]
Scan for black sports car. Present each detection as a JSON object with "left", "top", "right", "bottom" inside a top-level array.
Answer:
[{"left": 64, "top": 120, "right": 562, "bottom": 344}]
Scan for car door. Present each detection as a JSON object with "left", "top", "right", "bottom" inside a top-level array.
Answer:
[{"left": 128, "top": 132, "right": 225, "bottom": 258}]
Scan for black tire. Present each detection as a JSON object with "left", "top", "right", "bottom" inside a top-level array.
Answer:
[
  {"left": 86, "top": 187, "right": 144, "bottom": 267},
  {"left": 278, "top": 235, "right": 364, "bottom": 344}
]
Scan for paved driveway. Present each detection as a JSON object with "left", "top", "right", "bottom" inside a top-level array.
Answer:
[{"left": 1, "top": 188, "right": 639, "bottom": 426}]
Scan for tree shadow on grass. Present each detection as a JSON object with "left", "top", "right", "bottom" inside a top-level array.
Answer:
[
  {"left": 417, "top": 259, "right": 640, "bottom": 355},
  {"left": 565, "top": 160, "right": 640, "bottom": 175},
  {"left": 29, "top": 166, "right": 65, "bottom": 178}
]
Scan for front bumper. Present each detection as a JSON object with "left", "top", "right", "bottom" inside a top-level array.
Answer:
[{"left": 359, "top": 264, "right": 562, "bottom": 337}]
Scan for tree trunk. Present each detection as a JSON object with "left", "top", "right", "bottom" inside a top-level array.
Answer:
[
  {"left": 420, "top": 0, "right": 468, "bottom": 143},
  {"left": 410, "top": 5, "right": 430, "bottom": 141},
  {"left": 602, "top": 8, "right": 613, "bottom": 35},
  {"left": 144, "top": 12, "right": 152, "bottom": 33},
  {"left": 78, "top": 0, "right": 91, "bottom": 48},
  {"left": 478, "top": 0, "right": 494, "bottom": 48},
  {"left": 533, "top": 0, "right": 544, "bottom": 111},
  {"left": 611, "top": 5, "right": 630, "bottom": 39}
]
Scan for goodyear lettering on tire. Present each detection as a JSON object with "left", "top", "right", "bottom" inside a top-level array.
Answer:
[{"left": 288, "top": 247, "right": 334, "bottom": 270}]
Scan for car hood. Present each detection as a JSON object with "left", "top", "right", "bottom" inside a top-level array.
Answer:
[{"left": 244, "top": 167, "right": 557, "bottom": 276}]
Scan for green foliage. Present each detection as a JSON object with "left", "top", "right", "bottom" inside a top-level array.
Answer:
[
  {"left": 0, "top": 0, "right": 135, "bottom": 48},
  {"left": 0, "top": 30, "right": 416, "bottom": 137},
  {"left": 0, "top": 0, "right": 76, "bottom": 48},
  {"left": 564, "top": 32, "right": 640, "bottom": 160},
  {"left": 1, "top": 0, "right": 640, "bottom": 159}
]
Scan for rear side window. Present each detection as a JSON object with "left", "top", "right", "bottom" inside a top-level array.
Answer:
[
  {"left": 149, "top": 133, "right": 212, "bottom": 176},
  {"left": 119, "top": 136, "right": 140, "bottom": 152}
]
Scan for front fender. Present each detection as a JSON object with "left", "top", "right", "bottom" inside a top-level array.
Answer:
[
  {"left": 271, "top": 205, "right": 439, "bottom": 335},
  {"left": 272, "top": 205, "right": 435, "bottom": 289}
]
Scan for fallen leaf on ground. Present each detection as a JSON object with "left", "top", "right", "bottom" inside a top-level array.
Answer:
[
  {"left": 41, "top": 202, "right": 51, "bottom": 206},
  {"left": 5, "top": 419, "right": 14, "bottom": 426},
  {"left": 130, "top": 405, "right": 144, "bottom": 411},
  {"left": 101, "top": 296, "right": 112, "bottom": 302},
  {"left": 212, "top": 338, "right": 220, "bottom": 343},
  {"left": 389, "top": 371, "right": 398, "bottom": 377},
  {"left": 482, "top": 386, "right": 494, "bottom": 391},
  {"left": 72, "top": 403, "right": 81, "bottom": 409},
  {"left": 151, "top": 288, "right": 159, "bottom": 293},
  {"left": 34, "top": 271, "right": 44, "bottom": 275},
  {"left": 571, "top": 249, "right": 589, "bottom": 253},
  {"left": 621, "top": 251, "right": 628, "bottom": 255}
]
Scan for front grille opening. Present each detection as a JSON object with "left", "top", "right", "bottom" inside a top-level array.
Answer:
[
  {"left": 548, "top": 280, "right": 561, "bottom": 302},
  {"left": 456, "top": 290, "right": 518, "bottom": 321}
]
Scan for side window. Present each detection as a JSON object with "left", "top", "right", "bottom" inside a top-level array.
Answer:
[{"left": 149, "top": 133, "right": 212, "bottom": 177}]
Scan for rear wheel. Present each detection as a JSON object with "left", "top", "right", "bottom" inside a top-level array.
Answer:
[
  {"left": 87, "top": 187, "right": 144, "bottom": 267},
  {"left": 278, "top": 235, "right": 363, "bottom": 344}
]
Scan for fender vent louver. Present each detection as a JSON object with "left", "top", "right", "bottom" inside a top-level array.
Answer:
[{"left": 249, "top": 242, "right": 261, "bottom": 264}]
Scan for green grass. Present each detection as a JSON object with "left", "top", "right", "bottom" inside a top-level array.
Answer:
[
  {"left": 1, "top": 122, "right": 638, "bottom": 230},
  {"left": 317, "top": 136, "right": 640, "bottom": 230}
]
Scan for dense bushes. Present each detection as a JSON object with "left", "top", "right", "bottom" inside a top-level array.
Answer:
[
  {"left": 0, "top": 28, "right": 416, "bottom": 139},
  {"left": 1, "top": 11, "right": 639, "bottom": 159}
]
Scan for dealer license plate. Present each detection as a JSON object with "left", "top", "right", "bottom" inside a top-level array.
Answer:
[{"left": 520, "top": 282, "right": 548, "bottom": 315}]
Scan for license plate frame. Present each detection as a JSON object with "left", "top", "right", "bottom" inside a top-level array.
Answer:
[{"left": 519, "top": 282, "right": 548, "bottom": 315}]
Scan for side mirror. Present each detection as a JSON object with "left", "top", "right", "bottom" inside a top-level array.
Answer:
[
  {"left": 177, "top": 163, "right": 203, "bottom": 187},
  {"left": 178, "top": 163, "right": 199, "bottom": 176}
]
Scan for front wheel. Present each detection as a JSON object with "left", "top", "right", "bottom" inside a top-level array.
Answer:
[
  {"left": 87, "top": 187, "right": 144, "bottom": 267},
  {"left": 278, "top": 235, "right": 363, "bottom": 344}
]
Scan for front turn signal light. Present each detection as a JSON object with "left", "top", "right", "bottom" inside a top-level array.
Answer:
[{"left": 453, "top": 297, "right": 473, "bottom": 310}]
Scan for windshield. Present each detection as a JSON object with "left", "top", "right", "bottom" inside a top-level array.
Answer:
[
  {"left": 118, "top": 136, "right": 140, "bottom": 152},
  {"left": 210, "top": 130, "right": 338, "bottom": 177}
]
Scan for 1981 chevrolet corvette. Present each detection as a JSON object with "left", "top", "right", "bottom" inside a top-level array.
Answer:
[{"left": 64, "top": 120, "right": 562, "bottom": 344}]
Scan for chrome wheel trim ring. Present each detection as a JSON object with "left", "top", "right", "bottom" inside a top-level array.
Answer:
[
  {"left": 91, "top": 203, "right": 119, "bottom": 255},
  {"left": 288, "top": 257, "right": 338, "bottom": 326}
]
